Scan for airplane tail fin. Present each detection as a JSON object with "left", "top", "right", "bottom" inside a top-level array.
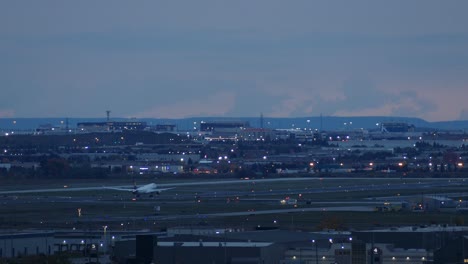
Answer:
[{"left": 132, "top": 177, "right": 137, "bottom": 195}]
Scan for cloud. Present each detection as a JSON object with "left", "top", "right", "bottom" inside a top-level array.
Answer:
[
  {"left": 303, "top": 79, "right": 386, "bottom": 116},
  {"left": 390, "top": 91, "right": 437, "bottom": 117},
  {"left": 340, "top": 79, "right": 389, "bottom": 111},
  {"left": 219, "top": 77, "right": 440, "bottom": 120},
  {"left": 267, "top": 96, "right": 313, "bottom": 117},
  {"left": 459, "top": 109, "right": 468, "bottom": 120},
  {"left": 131, "top": 91, "right": 236, "bottom": 118},
  {"left": 0, "top": 109, "right": 14, "bottom": 118},
  {"left": 1, "top": 1, "right": 467, "bottom": 121},
  {"left": 308, "top": 79, "right": 439, "bottom": 119}
]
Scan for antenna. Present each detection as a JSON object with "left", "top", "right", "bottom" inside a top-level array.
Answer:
[
  {"left": 132, "top": 175, "right": 137, "bottom": 195},
  {"left": 320, "top": 113, "right": 323, "bottom": 131},
  {"left": 260, "top": 113, "right": 264, "bottom": 129}
]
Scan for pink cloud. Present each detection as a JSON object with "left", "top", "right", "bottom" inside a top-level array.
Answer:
[
  {"left": 391, "top": 85, "right": 467, "bottom": 121},
  {"left": 0, "top": 109, "right": 14, "bottom": 118}
]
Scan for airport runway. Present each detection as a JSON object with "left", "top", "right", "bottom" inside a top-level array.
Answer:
[
  {"left": 0, "top": 177, "right": 466, "bottom": 195},
  {"left": 1, "top": 180, "right": 465, "bottom": 205},
  {"left": 0, "top": 177, "right": 317, "bottom": 194},
  {"left": 78, "top": 205, "right": 377, "bottom": 223},
  {"left": 1, "top": 177, "right": 467, "bottom": 230}
]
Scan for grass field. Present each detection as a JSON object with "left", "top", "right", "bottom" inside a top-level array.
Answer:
[{"left": 1, "top": 176, "right": 468, "bottom": 231}]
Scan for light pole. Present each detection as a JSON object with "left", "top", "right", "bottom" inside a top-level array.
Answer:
[
  {"left": 349, "top": 237, "right": 353, "bottom": 263},
  {"left": 312, "top": 239, "right": 318, "bottom": 264},
  {"left": 299, "top": 247, "right": 301, "bottom": 263},
  {"left": 103, "top": 225, "right": 108, "bottom": 255}
]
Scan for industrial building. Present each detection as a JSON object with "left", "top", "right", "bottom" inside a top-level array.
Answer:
[
  {"left": 77, "top": 121, "right": 147, "bottom": 132},
  {"left": 200, "top": 121, "right": 250, "bottom": 132},
  {"left": 380, "top": 122, "right": 415, "bottom": 133}
]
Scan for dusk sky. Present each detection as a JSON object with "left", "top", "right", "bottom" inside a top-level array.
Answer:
[{"left": 1, "top": 1, "right": 468, "bottom": 121}]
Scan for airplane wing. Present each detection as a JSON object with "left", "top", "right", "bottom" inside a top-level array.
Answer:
[
  {"left": 153, "top": 187, "right": 175, "bottom": 192},
  {"left": 103, "top": 186, "right": 175, "bottom": 193},
  {"left": 103, "top": 186, "right": 135, "bottom": 192},
  {"left": 139, "top": 187, "right": 175, "bottom": 194}
]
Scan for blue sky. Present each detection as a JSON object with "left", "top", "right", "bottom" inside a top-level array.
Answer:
[{"left": 1, "top": 1, "right": 468, "bottom": 121}]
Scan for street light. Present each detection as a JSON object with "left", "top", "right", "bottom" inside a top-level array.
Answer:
[
  {"left": 312, "top": 239, "right": 318, "bottom": 264},
  {"left": 103, "top": 225, "right": 108, "bottom": 254}
]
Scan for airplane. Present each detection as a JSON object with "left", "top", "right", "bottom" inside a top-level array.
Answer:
[{"left": 105, "top": 183, "right": 174, "bottom": 197}]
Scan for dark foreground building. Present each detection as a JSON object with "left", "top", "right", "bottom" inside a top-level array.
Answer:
[
  {"left": 114, "top": 234, "right": 282, "bottom": 264},
  {"left": 155, "top": 241, "right": 280, "bottom": 264}
]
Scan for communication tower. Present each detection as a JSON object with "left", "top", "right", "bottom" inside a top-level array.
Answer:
[{"left": 260, "top": 113, "right": 264, "bottom": 129}]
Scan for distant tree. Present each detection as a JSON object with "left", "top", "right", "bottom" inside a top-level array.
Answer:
[
  {"left": 0, "top": 167, "right": 8, "bottom": 177},
  {"left": 439, "top": 163, "right": 445, "bottom": 172},
  {"left": 443, "top": 151, "right": 459, "bottom": 164},
  {"left": 447, "top": 163, "right": 453, "bottom": 172},
  {"left": 235, "top": 168, "right": 250, "bottom": 178},
  {"left": 112, "top": 166, "right": 123, "bottom": 174},
  {"left": 42, "top": 158, "right": 70, "bottom": 178},
  {"left": 317, "top": 215, "right": 346, "bottom": 231},
  {"left": 454, "top": 216, "right": 465, "bottom": 226}
]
